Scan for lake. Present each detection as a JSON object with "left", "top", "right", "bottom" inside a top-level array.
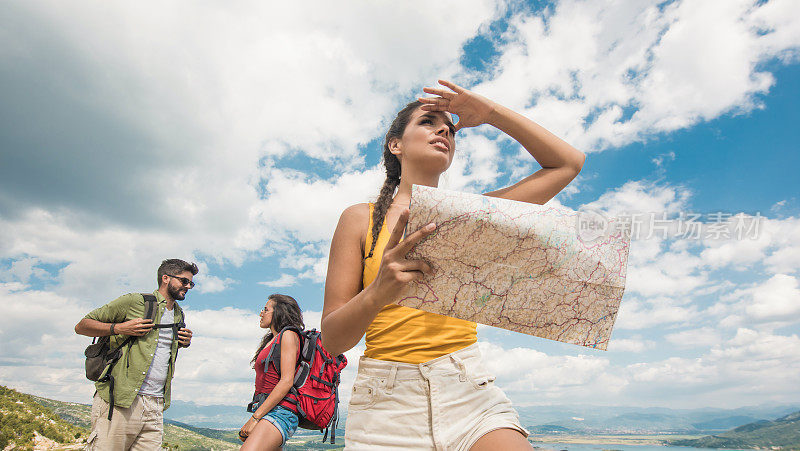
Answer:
[{"left": 533, "top": 443, "right": 751, "bottom": 451}]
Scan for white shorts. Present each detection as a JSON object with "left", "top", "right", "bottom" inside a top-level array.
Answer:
[{"left": 344, "top": 343, "right": 529, "bottom": 450}]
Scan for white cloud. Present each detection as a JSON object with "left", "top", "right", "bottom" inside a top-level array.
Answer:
[
  {"left": 474, "top": 0, "right": 800, "bottom": 151},
  {"left": 578, "top": 179, "right": 800, "bottom": 339},
  {"left": 258, "top": 274, "right": 298, "bottom": 288},
  {"left": 0, "top": 257, "right": 49, "bottom": 283},
  {"left": 715, "top": 328, "right": 800, "bottom": 365},
  {"left": 763, "top": 217, "right": 800, "bottom": 274},
  {"left": 607, "top": 337, "right": 655, "bottom": 353},
  {"left": 246, "top": 166, "right": 384, "bottom": 283},
  {"left": 711, "top": 271, "right": 800, "bottom": 330},
  {"left": 0, "top": 209, "right": 226, "bottom": 302},
  {"left": 0, "top": 283, "right": 101, "bottom": 402},
  {"left": 583, "top": 179, "right": 692, "bottom": 218},
  {"left": 2, "top": 0, "right": 798, "bottom": 295},
  {"left": 479, "top": 324, "right": 800, "bottom": 408},
  {"left": 651, "top": 151, "right": 676, "bottom": 168},
  {"left": 0, "top": 0, "right": 505, "bottom": 407},
  {"left": 625, "top": 249, "right": 707, "bottom": 297},
  {"left": 578, "top": 180, "right": 713, "bottom": 303},
  {"left": 615, "top": 296, "right": 699, "bottom": 330},
  {"left": 634, "top": 1, "right": 773, "bottom": 129},
  {"left": 765, "top": 245, "right": 800, "bottom": 275},
  {"left": 736, "top": 274, "right": 800, "bottom": 322},
  {"left": 194, "top": 275, "right": 237, "bottom": 294},
  {"left": 698, "top": 214, "right": 774, "bottom": 269},
  {"left": 298, "top": 256, "right": 330, "bottom": 284},
  {"left": 0, "top": 0, "right": 503, "bottom": 302},
  {"left": 625, "top": 328, "right": 800, "bottom": 406},
  {"left": 302, "top": 310, "right": 323, "bottom": 332},
  {"left": 0, "top": 283, "right": 90, "bottom": 361},
  {"left": 628, "top": 357, "right": 716, "bottom": 385},
  {"left": 255, "top": 166, "right": 384, "bottom": 243},
  {"left": 440, "top": 132, "right": 505, "bottom": 192},
  {"left": 665, "top": 327, "right": 723, "bottom": 348},
  {"left": 771, "top": 200, "right": 788, "bottom": 214},
  {"left": 478, "top": 341, "right": 627, "bottom": 404}
]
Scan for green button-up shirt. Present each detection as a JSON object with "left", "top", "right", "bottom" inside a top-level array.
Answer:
[{"left": 84, "top": 290, "right": 184, "bottom": 410}]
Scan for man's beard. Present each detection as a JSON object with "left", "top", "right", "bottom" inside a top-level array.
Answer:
[{"left": 167, "top": 283, "right": 186, "bottom": 301}]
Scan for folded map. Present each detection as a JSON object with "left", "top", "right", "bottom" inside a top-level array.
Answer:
[{"left": 397, "top": 185, "right": 631, "bottom": 350}]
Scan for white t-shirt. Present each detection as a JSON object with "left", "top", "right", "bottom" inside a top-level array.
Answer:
[{"left": 138, "top": 308, "right": 174, "bottom": 397}]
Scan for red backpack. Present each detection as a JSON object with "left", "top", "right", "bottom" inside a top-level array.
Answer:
[{"left": 248, "top": 326, "right": 347, "bottom": 444}]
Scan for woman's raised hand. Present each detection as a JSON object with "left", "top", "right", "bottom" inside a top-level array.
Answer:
[
  {"left": 369, "top": 209, "right": 436, "bottom": 307},
  {"left": 419, "top": 79, "right": 496, "bottom": 132}
]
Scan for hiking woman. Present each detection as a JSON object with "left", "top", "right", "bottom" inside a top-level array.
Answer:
[
  {"left": 240, "top": 294, "right": 305, "bottom": 450},
  {"left": 321, "top": 79, "right": 585, "bottom": 450}
]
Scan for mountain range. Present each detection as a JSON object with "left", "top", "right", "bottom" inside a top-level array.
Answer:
[
  {"left": 165, "top": 399, "right": 800, "bottom": 434},
  {"left": 513, "top": 404, "right": 800, "bottom": 434},
  {"left": 2, "top": 385, "right": 799, "bottom": 450},
  {"left": 670, "top": 411, "right": 800, "bottom": 449}
]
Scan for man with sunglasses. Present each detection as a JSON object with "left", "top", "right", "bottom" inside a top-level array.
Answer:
[{"left": 75, "top": 258, "right": 198, "bottom": 450}]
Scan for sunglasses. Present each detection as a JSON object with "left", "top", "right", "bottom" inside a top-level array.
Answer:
[{"left": 166, "top": 274, "right": 195, "bottom": 288}]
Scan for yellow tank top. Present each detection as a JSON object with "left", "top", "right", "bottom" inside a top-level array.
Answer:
[{"left": 363, "top": 204, "right": 477, "bottom": 363}]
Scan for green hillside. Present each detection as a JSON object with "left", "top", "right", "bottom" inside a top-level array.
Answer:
[
  {"left": 2, "top": 385, "right": 342, "bottom": 450},
  {"left": 670, "top": 411, "right": 800, "bottom": 449},
  {"left": 31, "top": 393, "right": 93, "bottom": 429},
  {"left": 35, "top": 389, "right": 238, "bottom": 450},
  {"left": 166, "top": 419, "right": 241, "bottom": 444},
  {"left": 3, "top": 385, "right": 239, "bottom": 450},
  {"left": 0, "top": 385, "right": 88, "bottom": 450},
  {"left": 161, "top": 422, "right": 238, "bottom": 450}
]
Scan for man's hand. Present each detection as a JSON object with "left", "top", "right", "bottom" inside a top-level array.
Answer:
[
  {"left": 115, "top": 318, "right": 154, "bottom": 336},
  {"left": 178, "top": 328, "right": 193, "bottom": 347}
]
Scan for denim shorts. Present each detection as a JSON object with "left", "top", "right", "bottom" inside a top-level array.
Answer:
[{"left": 263, "top": 405, "right": 299, "bottom": 445}]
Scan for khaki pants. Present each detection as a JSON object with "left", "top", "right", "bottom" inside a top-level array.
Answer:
[{"left": 86, "top": 393, "right": 164, "bottom": 450}]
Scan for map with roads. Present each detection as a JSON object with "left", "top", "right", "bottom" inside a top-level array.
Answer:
[{"left": 397, "top": 185, "right": 631, "bottom": 350}]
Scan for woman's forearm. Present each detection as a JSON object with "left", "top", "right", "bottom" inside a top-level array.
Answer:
[
  {"left": 321, "top": 284, "right": 385, "bottom": 356},
  {"left": 487, "top": 103, "right": 585, "bottom": 171}
]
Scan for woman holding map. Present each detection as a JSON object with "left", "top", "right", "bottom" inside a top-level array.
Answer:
[{"left": 321, "top": 79, "right": 585, "bottom": 450}]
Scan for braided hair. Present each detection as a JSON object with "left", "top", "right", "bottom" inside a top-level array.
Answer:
[{"left": 366, "top": 100, "right": 424, "bottom": 259}]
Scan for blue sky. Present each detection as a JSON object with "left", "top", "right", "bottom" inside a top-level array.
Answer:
[{"left": 1, "top": 0, "right": 799, "bottom": 410}]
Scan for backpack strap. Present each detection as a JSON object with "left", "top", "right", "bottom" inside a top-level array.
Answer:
[
  {"left": 145, "top": 297, "right": 184, "bottom": 335},
  {"left": 171, "top": 302, "right": 185, "bottom": 362},
  {"left": 300, "top": 330, "right": 319, "bottom": 362},
  {"left": 264, "top": 326, "right": 313, "bottom": 385},
  {"left": 266, "top": 326, "right": 304, "bottom": 375},
  {"left": 174, "top": 302, "right": 185, "bottom": 338},
  {"left": 127, "top": 293, "right": 159, "bottom": 369},
  {"left": 104, "top": 294, "right": 155, "bottom": 421},
  {"left": 142, "top": 294, "right": 157, "bottom": 321}
]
